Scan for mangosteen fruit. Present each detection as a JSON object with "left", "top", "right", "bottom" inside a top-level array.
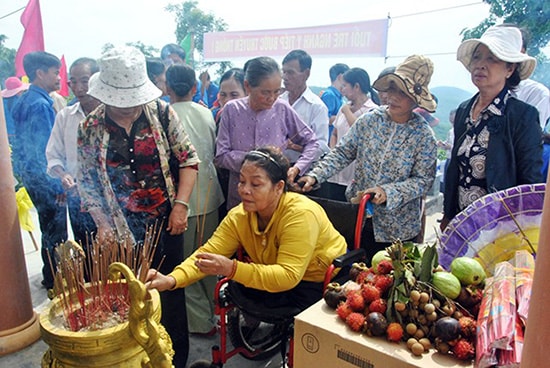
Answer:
[
  {"left": 434, "top": 316, "right": 460, "bottom": 342},
  {"left": 323, "top": 282, "right": 346, "bottom": 309},
  {"left": 366, "top": 312, "right": 388, "bottom": 336}
]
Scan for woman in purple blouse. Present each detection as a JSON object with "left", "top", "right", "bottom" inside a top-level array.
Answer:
[{"left": 215, "top": 56, "right": 319, "bottom": 210}]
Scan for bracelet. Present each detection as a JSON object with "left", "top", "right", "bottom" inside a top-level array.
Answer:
[
  {"left": 228, "top": 259, "right": 237, "bottom": 279},
  {"left": 174, "top": 199, "right": 189, "bottom": 209}
]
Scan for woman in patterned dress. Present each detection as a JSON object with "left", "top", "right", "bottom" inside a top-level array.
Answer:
[
  {"left": 440, "top": 26, "right": 542, "bottom": 230},
  {"left": 78, "top": 46, "right": 199, "bottom": 368},
  {"left": 299, "top": 55, "right": 438, "bottom": 263}
]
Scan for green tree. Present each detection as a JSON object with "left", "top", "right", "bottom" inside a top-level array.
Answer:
[
  {"left": 166, "top": 1, "right": 232, "bottom": 77},
  {"left": 0, "top": 35, "right": 16, "bottom": 84},
  {"left": 461, "top": 0, "right": 550, "bottom": 86}
]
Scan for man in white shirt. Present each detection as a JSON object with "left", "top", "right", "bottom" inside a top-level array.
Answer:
[
  {"left": 514, "top": 78, "right": 550, "bottom": 130},
  {"left": 280, "top": 49, "right": 330, "bottom": 164},
  {"left": 46, "top": 57, "right": 100, "bottom": 247},
  {"left": 504, "top": 25, "right": 550, "bottom": 178},
  {"left": 510, "top": 25, "right": 550, "bottom": 130}
]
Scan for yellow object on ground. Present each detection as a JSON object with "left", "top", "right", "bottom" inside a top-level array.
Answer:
[{"left": 16, "top": 187, "right": 35, "bottom": 232}]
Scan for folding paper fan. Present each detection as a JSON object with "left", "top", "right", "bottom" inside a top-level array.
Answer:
[{"left": 438, "top": 183, "right": 545, "bottom": 275}]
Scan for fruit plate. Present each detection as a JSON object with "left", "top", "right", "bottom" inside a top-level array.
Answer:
[{"left": 438, "top": 183, "right": 545, "bottom": 275}]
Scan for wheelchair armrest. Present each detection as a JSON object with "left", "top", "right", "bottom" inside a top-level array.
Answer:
[{"left": 332, "top": 248, "right": 366, "bottom": 268}]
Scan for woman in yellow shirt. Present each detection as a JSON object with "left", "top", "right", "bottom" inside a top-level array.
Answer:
[{"left": 147, "top": 146, "right": 347, "bottom": 311}]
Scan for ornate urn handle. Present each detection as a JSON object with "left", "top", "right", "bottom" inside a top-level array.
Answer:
[{"left": 108, "top": 262, "right": 174, "bottom": 368}]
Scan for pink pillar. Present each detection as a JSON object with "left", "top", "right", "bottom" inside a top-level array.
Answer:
[
  {"left": 520, "top": 171, "right": 550, "bottom": 367},
  {"left": 0, "top": 96, "right": 40, "bottom": 355}
]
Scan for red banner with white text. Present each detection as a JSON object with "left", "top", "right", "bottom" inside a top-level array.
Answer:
[{"left": 203, "top": 19, "right": 389, "bottom": 61}]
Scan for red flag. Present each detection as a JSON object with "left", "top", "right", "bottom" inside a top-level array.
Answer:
[
  {"left": 58, "top": 55, "right": 69, "bottom": 97},
  {"left": 15, "top": 0, "right": 45, "bottom": 78}
]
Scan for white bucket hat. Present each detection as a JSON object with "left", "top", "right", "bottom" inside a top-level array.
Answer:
[
  {"left": 456, "top": 26, "right": 536, "bottom": 80},
  {"left": 373, "top": 55, "right": 437, "bottom": 113},
  {"left": 88, "top": 46, "right": 161, "bottom": 108}
]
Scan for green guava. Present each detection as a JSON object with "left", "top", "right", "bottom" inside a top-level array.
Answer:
[
  {"left": 431, "top": 271, "right": 461, "bottom": 299},
  {"left": 450, "top": 257, "right": 487, "bottom": 286},
  {"left": 371, "top": 250, "right": 390, "bottom": 270}
]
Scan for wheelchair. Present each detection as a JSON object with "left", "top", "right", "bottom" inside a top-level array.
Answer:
[{"left": 189, "top": 193, "right": 371, "bottom": 368}]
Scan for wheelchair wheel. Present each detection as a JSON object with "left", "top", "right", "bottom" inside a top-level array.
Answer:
[{"left": 226, "top": 307, "right": 287, "bottom": 361}]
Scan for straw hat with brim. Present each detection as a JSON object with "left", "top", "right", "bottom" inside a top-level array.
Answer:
[
  {"left": 1, "top": 76, "right": 29, "bottom": 98},
  {"left": 88, "top": 46, "right": 161, "bottom": 108},
  {"left": 373, "top": 55, "right": 437, "bottom": 113},
  {"left": 457, "top": 26, "right": 536, "bottom": 81}
]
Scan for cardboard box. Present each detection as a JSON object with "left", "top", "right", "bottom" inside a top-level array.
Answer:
[{"left": 294, "top": 300, "right": 473, "bottom": 368}]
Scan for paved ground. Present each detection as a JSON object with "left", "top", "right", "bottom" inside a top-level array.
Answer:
[{"left": 0, "top": 202, "right": 442, "bottom": 367}]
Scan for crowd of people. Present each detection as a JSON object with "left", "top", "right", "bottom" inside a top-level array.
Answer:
[{"left": 1, "top": 23, "right": 548, "bottom": 367}]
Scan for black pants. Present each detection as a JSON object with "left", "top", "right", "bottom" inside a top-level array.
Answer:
[
  {"left": 227, "top": 280, "right": 323, "bottom": 321},
  {"left": 126, "top": 213, "right": 189, "bottom": 368},
  {"left": 67, "top": 193, "right": 96, "bottom": 249},
  {"left": 23, "top": 175, "right": 68, "bottom": 288}
]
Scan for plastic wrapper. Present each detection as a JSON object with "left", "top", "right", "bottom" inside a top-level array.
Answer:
[
  {"left": 497, "top": 315, "right": 523, "bottom": 368},
  {"left": 488, "top": 261, "right": 516, "bottom": 350},
  {"left": 513, "top": 250, "right": 535, "bottom": 325},
  {"left": 476, "top": 276, "right": 497, "bottom": 368}
]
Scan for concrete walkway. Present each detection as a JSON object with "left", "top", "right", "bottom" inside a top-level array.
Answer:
[{"left": 0, "top": 202, "right": 443, "bottom": 367}]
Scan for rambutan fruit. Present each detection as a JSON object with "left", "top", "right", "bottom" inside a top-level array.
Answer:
[
  {"left": 346, "top": 312, "right": 366, "bottom": 332},
  {"left": 361, "top": 284, "right": 381, "bottom": 304},
  {"left": 386, "top": 322, "right": 404, "bottom": 342}
]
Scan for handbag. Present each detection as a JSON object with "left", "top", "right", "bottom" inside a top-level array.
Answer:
[{"left": 156, "top": 99, "right": 180, "bottom": 185}]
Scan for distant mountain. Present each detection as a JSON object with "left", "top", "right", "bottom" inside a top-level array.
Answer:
[
  {"left": 431, "top": 86, "right": 472, "bottom": 140},
  {"left": 308, "top": 85, "right": 472, "bottom": 141}
]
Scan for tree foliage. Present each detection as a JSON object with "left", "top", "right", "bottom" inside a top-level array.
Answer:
[
  {"left": 461, "top": 0, "right": 550, "bottom": 85},
  {"left": 101, "top": 41, "right": 158, "bottom": 57},
  {"left": 0, "top": 35, "right": 16, "bottom": 85},
  {"left": 166, "top": 1, "right": 232, "bottom": 77}
]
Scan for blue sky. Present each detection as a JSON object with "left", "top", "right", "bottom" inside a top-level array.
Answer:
[{"left": 1, "top": 0, "right": 493, "bottom": 92}]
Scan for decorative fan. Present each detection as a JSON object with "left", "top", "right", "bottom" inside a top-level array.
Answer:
[{"left": 438, "top": 183, "right": 545, "bottom": 275}]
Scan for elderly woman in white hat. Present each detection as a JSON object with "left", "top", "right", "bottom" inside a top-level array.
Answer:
[
  {"left": 440, "top": 26, "right": 543, "bottom": 230},
  {"left": 77, "top": 46, "right": 199, "bottom": 367},
  {"left": 299, "top": 55, "right": 437, "bottom": 263}
]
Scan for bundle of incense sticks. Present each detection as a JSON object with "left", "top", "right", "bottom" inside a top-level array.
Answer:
[
  {"left": 513, "top": 250, "right": 535, "bottom": 325},
  {"left": 50, "top": 222, "right": 162, "bottom": 331},
  {"left": 476, "top": 250, "right": 535, "bottom": 368},
  {"left": 476, "top": 277, "right": 497, "bottom": 367}
]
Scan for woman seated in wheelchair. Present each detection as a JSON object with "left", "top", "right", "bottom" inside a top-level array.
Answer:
[{"left": 146, "top": 145, "right": 347, "bottom": 317}]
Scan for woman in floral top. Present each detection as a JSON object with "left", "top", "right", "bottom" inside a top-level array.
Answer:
[
  {"left": 299, "top": 55, "right": 437, "bottom": 263},
  {"left": 77, "top": 47, "right": 199, "bottom": 368},
  {"left": 441, "top": 26, "right": 542, "bottom": 230}
]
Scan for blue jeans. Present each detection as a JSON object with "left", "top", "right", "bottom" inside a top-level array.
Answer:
[
  {"left": 22, "top": 174, "right": 67, "bottom": 287},
  {"left": 542, "top": 143, "right": 550, "bottom": 181}
]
